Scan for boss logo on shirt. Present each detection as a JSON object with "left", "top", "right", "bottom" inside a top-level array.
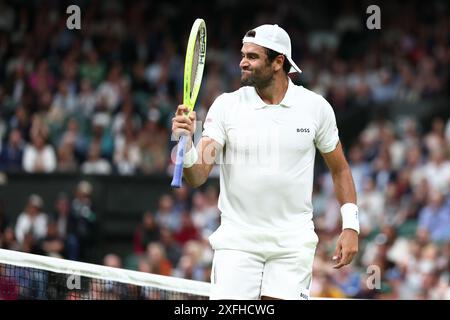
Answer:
[{"left": 296, "top": 128, "right": 310, "bottom": 133}]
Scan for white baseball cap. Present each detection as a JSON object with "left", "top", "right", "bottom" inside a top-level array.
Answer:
[{"left": 242, "top": 24, "right": 302, "bottom": 74}]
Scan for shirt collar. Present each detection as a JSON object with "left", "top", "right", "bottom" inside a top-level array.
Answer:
[{"left": 252, "top": 78, "right": 296, "bottom": 109}]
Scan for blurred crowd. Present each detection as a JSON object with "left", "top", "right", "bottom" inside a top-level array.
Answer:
[
  {"left": 0, "top": 180, "right": 98, "bottom": 262},
  {"left": 0, "top": 0, "right": 448, "bottom": 175},
  {"left": 310, "top": 115, "right": 450, "bottom": 299},
  {"left": 107, "top": 184, "right": 220, "bottom": 287},
  {"left": 0, "top": 0, "right": 449, "bottom": 300}
]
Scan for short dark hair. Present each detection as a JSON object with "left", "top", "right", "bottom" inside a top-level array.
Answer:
[
  {"left": 245, "top": 30, "right": 256, "bottom": 37},
  {"left": 266, "top": 48, "right": 291, "bottom": 74},
  {"left": 244, "top": 30, "right": 291, "bottom": 74}
]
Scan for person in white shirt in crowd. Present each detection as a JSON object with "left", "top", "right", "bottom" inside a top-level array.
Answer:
[
  {"left": 113, "top": 121, "right": 142, "bottom": 175},
  {"left": 15, "top": 194, "right": 48, "bottom": 245},
  {"left": 81, "top": 142, "right": 112, "bottom": 175},
  {"left": 420, "top": 147, "right": 450, "bottom": 194},
  {"left": 22, "top": 132, "right": 56, "bottom": 173}
]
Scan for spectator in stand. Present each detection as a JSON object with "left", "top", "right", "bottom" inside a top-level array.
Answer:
[
  {"left": 35, "top": 219, "right": 65, "bottom": 258},
  {"left": 174, "top": 211, "right": 200, "bottom": 246},
  {"left": 56, "top": 142, "right": 78, "bottom": 173},
  {"left": 130, "top": 60, "right": 156, "bottom": 106},
  {"left": 417, "top": 190, "right": 450, "bottom": 243},
  {"left": 113, "top": 121, "right": 142, "bottom": 175},
  {"left": 50, "top": 192, "right": 80, "bottom": 260},
  {"left": 103, "top": 253, "right": 122, "bottom": 269},
  {"left": 58, "top": 117, "right": 89, "bottom": 162},
  {"left": 191, "top": 191, "right": 220, "bottom": 238},
  {"left": 1, "top": 226, "right": 20, "bottom": 251},
  {"left": 22, "top": 132, "right": 56, "bottom": 173},
  {"left": 145, "top": 242, "right": 172, "bottom": 276},
  {"left": 404, "top": 144, "right": 426, "bottom": 189},
  {"left": 372, "top": 148, "right": 395, "bottom": 192},
  {"left": 28, "top": 59, "right": 55, "bottom": 93},
  {"left": 371, "top": 68, "right": 399, "bottom": 104},
  {"left": 159, "top": 227, "right": 182, "bottom": 268},
  {"left": 8, "top": 106, "right": 30, "bottom": 142},
  {"left": 2, "top": 63, "right": 28, "bottom": 108},
  {"left": 420, "top": 147, "right": 450, "bottom": 193},
  {"left": 173, "top": 240, "right": 207, "bottom": 281},
  {"left": 111, "top": 99, "right": 142, "bottom": 139},
  {"left": 173, "top": 255, "right": 196, "bottom": 280},
  {"left": 79, "top": 49, "right": 106, "bottom": 89},
  {"left": 138, "top": 119, "right": 168, "bottom": 174},
  {"left": 87, "top": 113, "right": 114, "bottom": 160},
  {"left": 424, "top": 117, "right": 446, "bottom": 154},
  {"left": 0, "top": 195, "right": 18, "bottom": 252},
  {"left": 0, "top": 128, "right": 25, "bottom": 172},
  {"left": 81, "top": 142, "right": 112, "bottom": 175},
  {"left": 14, "top": 194, "right": 48, "bottom": 245},
  {"left": 331, "top": 266, "right": 361, "bottom": 298},
  {"left": 172, "top": 184, "right": 190, "bottom": 215},
  {"left": 357, "top": 177, "right": 385, "bottom": 236},
  {"left": 95, "top": 62, "right": 126, "bottom": 112},
  {"left": 77, "top": 79, "right": 97, "bottom": 117},
  {"left": 155, "top": 194, "right": 181, "bottom": 233},
  {"left": 49, "top": 79, "right": 78, "bottom": 119},
  {"left": 71, "top": 181, "right": 97, "bottom": 261}
]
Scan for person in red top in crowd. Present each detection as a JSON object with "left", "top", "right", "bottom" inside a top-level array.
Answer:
[{"left": 174, "top": 211, "right": 200, "bottom": 246}]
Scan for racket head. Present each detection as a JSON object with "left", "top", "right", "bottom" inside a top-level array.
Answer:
[{"left": 183, "top": 18, "right": 207, "bottom": 113}]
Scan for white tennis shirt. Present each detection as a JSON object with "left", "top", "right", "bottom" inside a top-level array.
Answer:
[{"left": 203, "top": 79, "right": 339, "bottom": 250}]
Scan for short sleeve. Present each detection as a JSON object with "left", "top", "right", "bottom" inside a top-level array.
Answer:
[
  {"left": 314, "top": 96, "right": 339, "bottom": 153},
  {"left": 202, "top": 94, "right": 227, "bottom": 146}
]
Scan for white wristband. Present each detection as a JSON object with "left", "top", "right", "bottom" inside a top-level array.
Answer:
[
  {"left": 340, "top": 203, "right": 360, "bottom": 234},
  {"left": 183, "top": 145, "right": 198, "bottom": 168}
]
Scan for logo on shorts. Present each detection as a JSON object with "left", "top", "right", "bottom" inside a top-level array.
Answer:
[
  {"left": 300, "top": 292, "right": 309, "bottom": 300},
  {"left": 297, "top": 128, "right": 310, "bottom": 133}
]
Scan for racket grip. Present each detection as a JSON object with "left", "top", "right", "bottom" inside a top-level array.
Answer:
[{"left": 171, "top": 135, "right": 187, "bottom": 188}]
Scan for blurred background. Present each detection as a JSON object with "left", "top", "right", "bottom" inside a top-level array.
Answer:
[{"left": 0, "top": 0, "right": 449, "bottom": 299}]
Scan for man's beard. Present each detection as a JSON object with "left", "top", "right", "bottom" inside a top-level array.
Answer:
[{"left": 241, "top": 69, "right": 274, "bottom": 89}]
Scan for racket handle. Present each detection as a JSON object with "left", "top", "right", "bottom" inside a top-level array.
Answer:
[{"left": 171, "top": 135, "right": 188, "bottom": 188}]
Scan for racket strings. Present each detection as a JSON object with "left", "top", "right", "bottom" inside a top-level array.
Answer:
[{"left": 190, "top": 34, "right": 201, "bottom": 97}]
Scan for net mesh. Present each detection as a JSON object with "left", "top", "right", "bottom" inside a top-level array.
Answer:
[{"left": 0, "top": 249, "right": 210, "bottom": 300}]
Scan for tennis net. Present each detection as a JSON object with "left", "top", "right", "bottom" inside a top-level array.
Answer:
[{"left": 0, "top": 249, "right": 210, "bottom": 300}]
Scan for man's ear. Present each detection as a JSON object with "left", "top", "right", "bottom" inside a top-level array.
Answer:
[{"left": 273, "top": 55, "right": 285, "bottom": 72}]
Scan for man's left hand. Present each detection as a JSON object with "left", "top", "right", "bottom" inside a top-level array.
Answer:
[{"left": 332, "top": 229, "right": 358, "bottom": 269}]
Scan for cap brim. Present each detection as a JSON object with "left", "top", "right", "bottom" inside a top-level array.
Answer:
[{"left": 287, "top": 56, "right": 302, "bottom": 74}]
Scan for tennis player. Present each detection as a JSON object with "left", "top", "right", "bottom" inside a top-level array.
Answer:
[{"left": 172, "top": 24, "right": 359, "bottom": 300}]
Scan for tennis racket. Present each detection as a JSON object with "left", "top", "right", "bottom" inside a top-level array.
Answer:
[{"left": 171, "top": 18, "right": 207, "bottom": 188}]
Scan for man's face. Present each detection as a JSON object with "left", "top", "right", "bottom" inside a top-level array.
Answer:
[{"left": 240, "top": 43, "right": 274, "bottom": 88}]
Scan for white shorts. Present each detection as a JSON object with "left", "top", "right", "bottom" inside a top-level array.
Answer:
[{"left": 209, "top": 245, "right": 316, "bottom": 300}]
